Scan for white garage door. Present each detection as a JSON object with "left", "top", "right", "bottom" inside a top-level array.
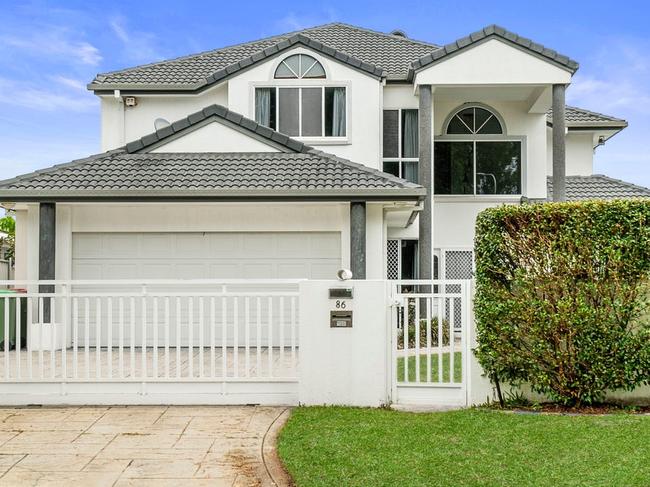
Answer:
[{"left": 72, "top": 232, "right": 341, "bottom": 280}]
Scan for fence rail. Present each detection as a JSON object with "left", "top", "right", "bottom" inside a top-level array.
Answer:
[{"left": 0, "top": 280, "right": 302, "bottom": 384}]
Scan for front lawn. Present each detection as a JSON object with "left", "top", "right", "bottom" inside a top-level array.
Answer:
[
  {"left": 396, "top": 351, "right": 462, "bottom": 383},
  {"left": 278, "top": 407, "right": 650, "bottom": 487}
]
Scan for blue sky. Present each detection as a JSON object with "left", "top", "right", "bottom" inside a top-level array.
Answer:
[{"left": 1, "top": 0, "right": 649, "bottom": 186}]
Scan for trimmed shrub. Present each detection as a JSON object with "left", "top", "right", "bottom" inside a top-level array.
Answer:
[{"left": 474, "top": 199, "right": 650, "bottom": 406}]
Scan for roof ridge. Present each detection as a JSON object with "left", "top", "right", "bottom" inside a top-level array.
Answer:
[
  {"left": 305, "top": 21, "right": 440, "bottom": 49},
  {"left": 410, "top": 24, "right": 579, "bottom": 78},
  {"left": 591, "top": 174, "right": 650, "bottom": 193},
  {"left": 92, "top": 21, "right": 439, "bottom": 84}
]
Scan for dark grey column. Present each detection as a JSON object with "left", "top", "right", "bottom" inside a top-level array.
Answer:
[
  {"left": 418, "top": 85, "right": 433, "bottom": 279},
  {"left": 552, "top": 84, "right": 567, "bottom": 202},
  {"left": 350, "top": 201, "right": 366, "bottom": 279},
  {"left": 39, "top": 202, "right": 56, "bottom": 322}
]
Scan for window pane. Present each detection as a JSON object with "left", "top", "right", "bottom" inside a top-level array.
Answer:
[
  {"left": 434, "top": 142, "right": 474, "bottom": 194},
  {"left": 383, "top": 110, "right": 399, "bottom": 158},
  {"left": 254, "top": 88, "right": 276, "bottom": 130},
  {"left": 474, "top": 108, "right": 491, "bottom": 132},
  {"left": 447, "top": 114, "right": 472, "bottom": 134},
  {"left": 275, "top": 55, "right": 300, "bottom": 78},
  {"left": 303, "top": 58, "right": 326, "bottom": 78},
  {"left": 301, "top": 88, "right": 322, "bottom": 136},
  {"left": 401, "top": 240, "right": 418, "bottom": 279},
  {"left": 476, "top": 142, "right": 521, "bottom": 194},
  {"left": 402, "top": 160, "right": 418, "bottom": 183},
  {"left": 278, "top": 88, "right": 299, "bottom": 136},
  {"left": 401, "top": 109, "right": 418, "bottom": 158},
  {"left": 382, "top": 161, "right": 399, "bottom": 177},
  {"left": 325, "top": 87, "right": 346, "bottom": 136},
  {"left": 477, "top": 115, "right": 502, "bottom": 134}
]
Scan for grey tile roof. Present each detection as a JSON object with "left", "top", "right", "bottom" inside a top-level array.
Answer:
[
  {"left": 89, "top": 23, "right": 439, "bottom": 90},
  {"left": 547, "top": 106, "right": 628, "bottom": 128},
  {"left": 0, "top": 152, "right": 424, "bottom": 201},
  {"left": 547, "top": 175, "right": 650, "bottom": 201},
  {"left": 411, "top": 24, "right": 579, "bottom": 76},
  {"left": 0, "top": 102, "right": 424, "bottom": 201}
]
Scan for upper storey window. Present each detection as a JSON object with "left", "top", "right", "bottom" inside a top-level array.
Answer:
[
  {"left": 274, "top": 54, "right": 326, "bottom": 79},
  {"left": 255, "top": 54, "right": 346, "bottom": 139},
  {"left": 435, "top": 105, "right": 522, "bottom": 196}
]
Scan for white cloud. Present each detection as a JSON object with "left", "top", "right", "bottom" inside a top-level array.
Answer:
[
  {"left": 0, "top": 77, "right": 96, "bottom": 112},
  {"left": 50, "top": 75, "right": 87, "bottom": 92},
  {"left": 1, "top": 30, "right": 101, "bottom": 66},
  {"left": 274, "top": 9, "right": 338, "bottom": 32},
  {"left": 109, "top": 15, "right": 161, "bottom": 63}
]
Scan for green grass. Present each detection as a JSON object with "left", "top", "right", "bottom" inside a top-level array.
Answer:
[
  {"left": 278, "top": 407, "right": 650, "bottom": 487},
  {"left": 396, "top": 351, "right": 462, "bottom": 383}
]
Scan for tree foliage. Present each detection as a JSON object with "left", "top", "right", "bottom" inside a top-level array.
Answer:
[{"left": 474, "top": 200, "right": 650, "bottom": 405}]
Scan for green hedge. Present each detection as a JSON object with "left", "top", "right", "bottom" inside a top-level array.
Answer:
[{"left": 474, "top": 199, "right": 650, "bottom": 406}]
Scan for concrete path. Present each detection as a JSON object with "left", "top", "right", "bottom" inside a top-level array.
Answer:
[{"left": 0, "top": 405, "right": 292, "bottom": 486}]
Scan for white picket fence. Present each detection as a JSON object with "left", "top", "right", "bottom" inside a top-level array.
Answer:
[
  {"left": 0, "top": 280, "right": 302, "bottom": 405},
  {"left": 391, "top": 280, "right": 472, "bottom": 406}
]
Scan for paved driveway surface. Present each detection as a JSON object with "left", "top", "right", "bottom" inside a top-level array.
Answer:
[{"left": 0, "top": 405, "right": 290, "bottom": 486}]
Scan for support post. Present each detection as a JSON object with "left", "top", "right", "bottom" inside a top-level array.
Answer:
[
  {"left": 350, "top": 201, "right": 366, "bottom": 279},
  {"left": 552, "top": 84, "right": 567, "bottom": 202},
  {"left": 39, "top": 202, "right": 56, "bottom": 322},
  {"left": 418, "top": 85, "right": 433, "bottom": 279}
]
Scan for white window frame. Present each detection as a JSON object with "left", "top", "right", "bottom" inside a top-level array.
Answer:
[
  {"left": 382, "top": 107, "right": 419, "bottom": 181},
  {"left": 252, "top": 81, "right": 350, "bottom": 144}
]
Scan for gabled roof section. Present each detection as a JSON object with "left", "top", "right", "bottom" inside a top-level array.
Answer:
[
  {"left": 124, "top": 104, "right": 310, "bottom": 154},
  {"left": 547, "top": 175, "right": 650, "bottom": 201},
  {"left": 89, "top": 22, "right": 439, "bottom": 91},
  {"left": 0, "top": 152, "right": 424, "bottom": 202},
  {"left": 411, "top": 25, "right": 579, "bottom": 78},
  {"left": 0, "top": 104, "right": 424, "bottom": 202},
  {"left": 547, "top": 106, "right": 628, "bottom": 128}
]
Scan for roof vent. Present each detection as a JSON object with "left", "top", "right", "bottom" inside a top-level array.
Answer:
[
  {"left": 389, "top": 29, "right": 407, "bottom": 38},
  {"left": 154, "top": 118, "right": 171, "bottom": 131}
]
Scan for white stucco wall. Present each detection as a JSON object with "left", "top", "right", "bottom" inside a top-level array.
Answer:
[
  {"left": 150, "top": 121, "right": 280, "bottom": 153},
  {"left": 100, "top": 84, "right": 228, "bottom": 151},
  {"left": 414, "top": 39, "right": 572, "bottom": 86},
  {"left": 227, "top": 46, "right": 383, "bottom": 169},
  {"left": 547, "top": 130, "right": 594, "bottom": 176}
]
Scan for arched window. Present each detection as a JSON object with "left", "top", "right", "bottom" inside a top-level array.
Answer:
[
  {"left": 274, "top": 54, "right": 326, "bottom": 79},
  {"left": 435, "top": 105, "right": 522, "bottom": 196},
  {"left": 445, "top": 106, "right": 503, "bottom": 135},
  {"left": 255, "top": 54, "right": 346, "bottom": 138}
]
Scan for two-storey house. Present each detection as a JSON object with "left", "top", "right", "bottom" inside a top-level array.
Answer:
[{"left": 2, "top": 23, "right": 648, "bottom": 289}]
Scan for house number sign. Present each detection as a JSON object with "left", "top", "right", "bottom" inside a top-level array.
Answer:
[{"left": 329, "top": 288, "right": 353, "bottom": 328}]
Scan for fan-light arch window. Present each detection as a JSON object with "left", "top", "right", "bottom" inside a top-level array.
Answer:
[
  {"left": 254, "top": 54, "right": 346, "bottom": 138},
  {"left": 435, "top": 105, "right": 522, "bottom": 195},
  {"left": 274, "top": 54, "right": 326, "bottom": 79}
]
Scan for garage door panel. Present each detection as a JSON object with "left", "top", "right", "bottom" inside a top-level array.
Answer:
[
  {"left": 72, "top": 232, "right": 341, "bottom": 280},
  {"left": 208, "top": 263, "right": 243, "bottom": 279},
  {"left": 140, "top": 234, "right": 173, "bottom": 257}
]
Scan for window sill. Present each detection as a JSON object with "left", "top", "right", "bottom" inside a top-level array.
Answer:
[
  {"left": 295, "top": 137, "right": 350, "bottom": 146},
  {"left": 433, "top": 195, "right": 523, "bottom": 203}
]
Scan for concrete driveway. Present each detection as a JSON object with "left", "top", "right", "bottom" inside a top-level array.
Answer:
[{"left": 0, "top": 405, "right": 292, "bottom": 486}]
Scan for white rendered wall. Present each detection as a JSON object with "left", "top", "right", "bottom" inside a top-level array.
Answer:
[
  {"left": 299, "top": 280, "right": 391, "bottom": 407},
  {"left": 227, "top": 46, "right": 383, "bottom": 169},
  {"left": 547, "top": 130, "right": 594, "bottom": 176},
  {"left": 100, "top": 84, "right": 228, "bottom": 151},
  {"left": 150, "top": 121, "right": 280, "bottom": 153},
  {"left": 414, "top": 39, "right": 572, "bottom": 86}
]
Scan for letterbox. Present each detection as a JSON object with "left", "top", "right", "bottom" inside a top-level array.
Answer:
[{"left": 330, "top": 310, "right": 353, "bottom": 328}]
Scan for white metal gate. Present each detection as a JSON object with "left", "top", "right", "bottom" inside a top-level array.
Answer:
[
  {"left": 391, "top": 280, "right": 472, "bottom": 407},
  {"left": 0, "top": 279, "right": 302, "bottom": 405}
]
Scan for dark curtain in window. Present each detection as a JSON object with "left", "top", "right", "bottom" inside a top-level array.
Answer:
[{"left": 434, "top": 142, "right": 474, "bottom": 194}]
